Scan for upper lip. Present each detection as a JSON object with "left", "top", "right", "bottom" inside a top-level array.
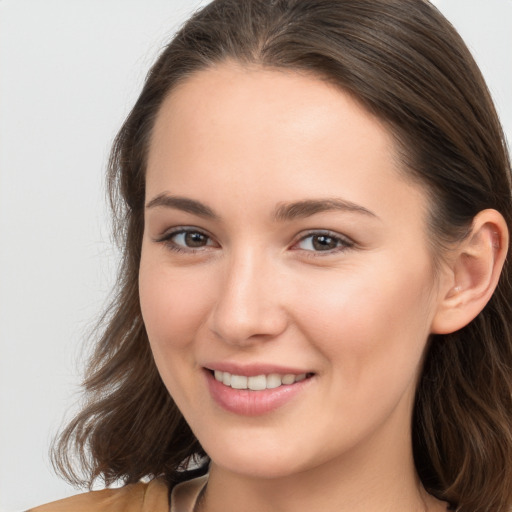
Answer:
[{"left": 203, "top": 362, "right": 313, "bottom": 377}]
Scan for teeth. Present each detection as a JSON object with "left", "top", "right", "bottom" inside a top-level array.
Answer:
[
  {"left": 282, "top": 374, "right": 296, "bottom": 385},
  {"left": 248, "top": 374, "right": 266, "bottom": 391},
  {"left": 266, "top": 373, "right": 282, "bottom": 389},
  {"left": 231, "top": 375, "right": 248, "bottom": 389},
  {"left": 212, "top": 371, "right": 309, "bottom": 390}
]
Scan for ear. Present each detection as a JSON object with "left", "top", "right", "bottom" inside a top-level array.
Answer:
[{"left": 431, "top": 209, "right": 509, "bottom": 335}]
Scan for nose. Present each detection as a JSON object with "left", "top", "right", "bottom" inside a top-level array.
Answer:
[{"left": 208, "top": 250, "right": 288, "bottom": 346}]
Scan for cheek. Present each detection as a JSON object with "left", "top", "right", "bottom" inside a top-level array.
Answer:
[
  {"left": 139, "top": 258, "right": 213, "bottom": 352},
  {"left": 138, "top": 257, "right": 215, "bottom": 407},
  {"left": 291, "top": 258, "right": 435, "bottom": 388}
]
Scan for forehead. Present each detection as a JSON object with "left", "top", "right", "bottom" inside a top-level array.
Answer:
[
  {"left": 150, "top": 63, "right": 392, "bottom": 150},
  {"left": 146, "top": 62, "right": 427, "bottom": 228}
]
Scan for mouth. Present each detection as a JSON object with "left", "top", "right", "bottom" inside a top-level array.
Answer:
[
  {"left": 204, "top": 368, "right": 315, "bottom": 416},
  {"left": 210, "top": 369, "right": 314, "bottom": 390}
]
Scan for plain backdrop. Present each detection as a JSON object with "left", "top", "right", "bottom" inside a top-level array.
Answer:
[{"left": 0, "top": 1, "right": 511, "bottom": 511}]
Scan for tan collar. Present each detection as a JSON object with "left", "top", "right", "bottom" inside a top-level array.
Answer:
[{"left": 170, "top": 475, "right": 208, "bottom": 512}]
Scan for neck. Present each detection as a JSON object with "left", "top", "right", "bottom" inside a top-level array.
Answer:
[
  {"left": 201, "top": 458, "right": 441, "bottom": 512},
  {"left": 197, "top": 411, "right": 446, "bottom": 512}
]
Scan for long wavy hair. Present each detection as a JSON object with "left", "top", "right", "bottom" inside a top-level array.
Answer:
[{"left": 53, "top": 1, "right": 512, "bottom": 510}]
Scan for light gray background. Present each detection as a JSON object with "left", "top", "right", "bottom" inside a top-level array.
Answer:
[{"left": 0, "top": 1, "right": 511, "bottom": 511}]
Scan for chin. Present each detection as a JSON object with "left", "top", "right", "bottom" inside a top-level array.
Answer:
[
  {"left": 199, "top": 431, "right": 329, "bottom": 481},
  {"left": 211, "top": 453, "right": 305, "bottom": 480}
]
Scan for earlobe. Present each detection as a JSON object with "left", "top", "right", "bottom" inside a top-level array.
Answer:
[{"left": 431, "top": 209, "right": 509, "bottom": 335}]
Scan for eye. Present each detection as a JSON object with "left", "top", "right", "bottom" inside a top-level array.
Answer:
[
  {"left": 156, "top": 228, "right": 217, "bottom": 252},
  {"left": 294, "top": 231, "right": 353, "bottom": 253},
  {"left": 173, "top": 231, "right": 211, "bottom": 248}
]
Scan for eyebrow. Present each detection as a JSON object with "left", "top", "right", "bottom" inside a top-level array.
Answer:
[
  {"left": 146, "top": 193, "right": 218, "bottom": 219},
  {"left": 273, "top": 198, "right": 378, "bottom": 222},
  {"left": 145, "top": 193, "right": 377, "bottom": 221}
]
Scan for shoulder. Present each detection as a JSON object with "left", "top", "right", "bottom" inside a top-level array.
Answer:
[{"left": 27, "top": 478, "right": 169, "bottom": 512}]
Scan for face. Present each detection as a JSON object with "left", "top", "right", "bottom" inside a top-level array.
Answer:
[{"left": 139, "top": 63, "right": 443, "bottom": 479}]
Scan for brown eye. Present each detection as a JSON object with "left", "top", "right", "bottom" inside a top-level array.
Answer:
[
  {"left": 311, "top": 235, "right": 338, "bottom": 251},
  {"left": 158, "top": 229, "right": 216, "bottom": 251},
  {"left": 295, "top": 231, "right": 353, "bottom": 253},
  {"left": 183, "top": 231, "right": 209, "bottom": 247}
]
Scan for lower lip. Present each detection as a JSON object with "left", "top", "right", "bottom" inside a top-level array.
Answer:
[{"left": 205, "top": 370, "right": 313, "bottom": 416}]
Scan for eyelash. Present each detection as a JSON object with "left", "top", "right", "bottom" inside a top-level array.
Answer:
[
  {"left": 155, "top": 227, "right": 355, "bottom": 256},
  {"left": 155, "top": 227, "right": 216, "bottom": 254},
  {"left": 293, "top": 230, "right": 355, "bottom": 256}
]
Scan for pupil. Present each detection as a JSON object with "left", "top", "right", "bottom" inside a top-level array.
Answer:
[
  {"left": 185, "top": 232, "right": 207, "bottom": 247},
  {"left": 312, "top": 235, "right": 336, "bottom": 251}
]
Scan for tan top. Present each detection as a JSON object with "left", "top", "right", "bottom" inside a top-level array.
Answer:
[
  {"left": 27, "top": 475, "right": 208, "bottom": 512},
  {"left": 170, "top": 475, "right": 208, "bottom": 512}
]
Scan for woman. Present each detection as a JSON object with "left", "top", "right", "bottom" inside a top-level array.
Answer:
[{"left": 30, "top": 0, "right": 512, "bottom": 511}]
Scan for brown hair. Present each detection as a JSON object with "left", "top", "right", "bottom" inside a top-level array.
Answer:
[{"left": 53, "top": 1, "right": 512, "bottom": 510}]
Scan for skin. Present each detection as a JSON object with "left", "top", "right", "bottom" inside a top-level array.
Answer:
[{"left": 139, "top": 63, "right": 450, "bottom": 511}]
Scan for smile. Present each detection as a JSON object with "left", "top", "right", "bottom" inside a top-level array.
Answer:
[
  {"left": 205, "top": 368, "right": 315, "bottom": 416},
  {"left": 213, "top": 370, "right": 308, "bottom": 390}
]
